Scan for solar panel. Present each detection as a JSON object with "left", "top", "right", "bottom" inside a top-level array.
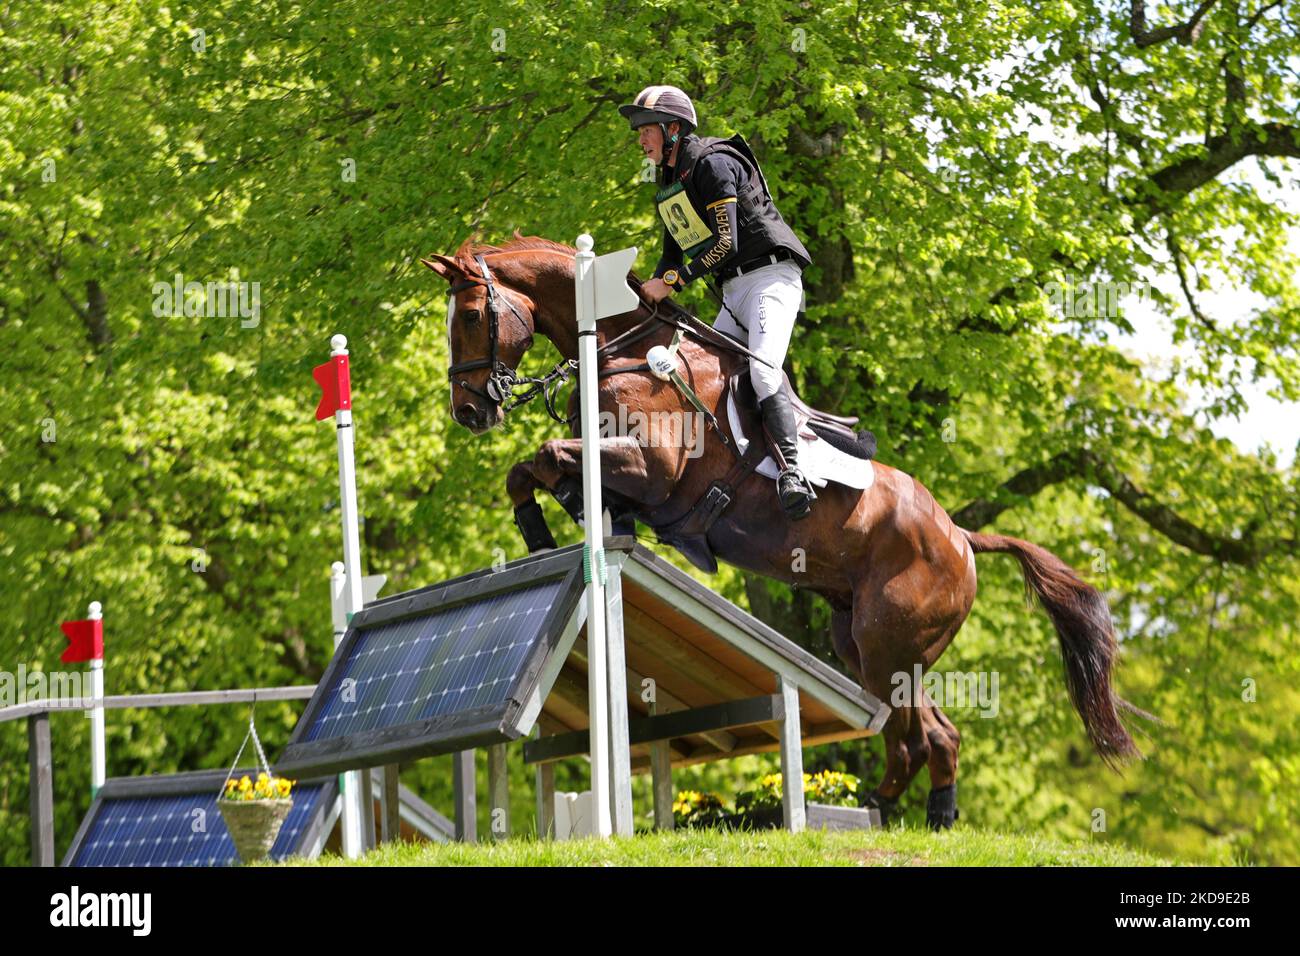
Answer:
[
  {"left": 278, "top": 544, "right": 588, "bottom": 777},
  {"left": 304, "top": 579, "right": 567, "bottom": 741},
  {"left": 63, "top": 770, "right": 334, "bottom": 867}
]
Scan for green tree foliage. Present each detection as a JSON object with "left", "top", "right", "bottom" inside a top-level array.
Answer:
[{"left": 1, "top": 0, "right": 1296, "bottom": 864}]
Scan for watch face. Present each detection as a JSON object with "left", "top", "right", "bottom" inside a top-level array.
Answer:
[{"left": 663, "top": 270, "right": 679, "bottom": 284}]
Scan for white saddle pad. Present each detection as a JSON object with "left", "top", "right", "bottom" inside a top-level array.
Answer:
[{"left": 726, "top": 392, "right": 875, "bottom": 490}]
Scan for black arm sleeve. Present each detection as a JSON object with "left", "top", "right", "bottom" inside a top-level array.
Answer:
[
  {"left": 678, "top": 153, "right": 745, "bottom": 284},
  {"left": 680, "top": 201, "right": 739, "bottom": 285}
]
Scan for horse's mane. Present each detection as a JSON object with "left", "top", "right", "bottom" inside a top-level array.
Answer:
[
  {"left": 453, "top": 230, "right": 576, "bottom": 270},
  {"left": 448, "top": 230, "right": 760, "bottom": 370}
]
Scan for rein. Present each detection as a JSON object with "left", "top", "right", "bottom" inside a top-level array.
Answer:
[
  {"left": 447, "top": 255, "right": 766, "bottom": 434},
  {"left": 446, "top": 252, "right": 776, "bottom": 550}
]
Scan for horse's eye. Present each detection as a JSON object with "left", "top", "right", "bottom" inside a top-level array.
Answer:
[{"left": 462, "top": 309, "right": 482, "bottom": 324}]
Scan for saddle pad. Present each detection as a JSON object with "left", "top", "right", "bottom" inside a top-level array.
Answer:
[{"left": 726, "top": 391, "right": 875, "bottom": 490}]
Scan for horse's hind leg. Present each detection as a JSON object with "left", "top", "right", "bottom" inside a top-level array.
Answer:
[
  {"left": 830, "top": 606, "right": 863, "bottom": 681},
  {"left": 851, "top": 584, "right": 961, "bottom": 826},
  {"left": 920, "top": 703, "right": 961, "bottom": 829}
]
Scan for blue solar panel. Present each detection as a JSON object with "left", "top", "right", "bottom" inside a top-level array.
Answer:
[
  {"left": 304, "top": 579, "right": 567, "bottom": 743},
  {"left": 68, "top": 779, "right": 332, "bottom": 867}
]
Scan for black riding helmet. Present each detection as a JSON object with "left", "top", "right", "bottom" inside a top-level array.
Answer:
[{"left": 618, "top": 85, "right": 697, "bottom": 166}]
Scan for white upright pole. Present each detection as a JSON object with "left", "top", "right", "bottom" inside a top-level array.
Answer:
[
  {"left": 574, "top": 234, "right": 612, "bottom": 838},
  {"left": 330, "top": 561, "right": 364, "bottom": 859},
  {"left": 331, "top": 335, "right": 365, "bottom": 618},
  {"left": 330, "top": 333, "right": 366, "bottom": 857},
  {"left": 87, "top": 601, "right": 105, "bottom": 798}
]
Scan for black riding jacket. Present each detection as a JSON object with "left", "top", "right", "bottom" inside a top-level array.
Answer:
[{"left": 652, "top": 132, "right": 811, "bottom": 289}]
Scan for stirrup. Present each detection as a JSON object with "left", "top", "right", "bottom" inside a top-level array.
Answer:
[{"left": 777, "top": 467, "right": 816, "bottom": 519}]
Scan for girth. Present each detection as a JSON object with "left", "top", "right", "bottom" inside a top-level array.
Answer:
[{"left": 638, "top": 375, "right": 770, "bottom": 574}]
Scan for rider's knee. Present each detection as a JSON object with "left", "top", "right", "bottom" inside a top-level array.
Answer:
[{"left": 752, "top": 366, "right": 782, "bottom": 402}]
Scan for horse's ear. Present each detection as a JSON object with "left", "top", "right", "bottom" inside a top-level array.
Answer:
[{"left": 420, "top": 254, "right": 463, "bottom": 282}]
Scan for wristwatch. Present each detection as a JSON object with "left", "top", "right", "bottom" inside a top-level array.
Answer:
[{"left": 661, "top": 269, "right": 681, "bottom": 289}]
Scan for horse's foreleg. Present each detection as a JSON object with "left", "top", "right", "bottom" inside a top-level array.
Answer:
[
  {"left": 531, "top": 436, "right": 653, "bottom": 527},
  {"left": 507, "top": 461, "right": 558, "bottom": 553}
]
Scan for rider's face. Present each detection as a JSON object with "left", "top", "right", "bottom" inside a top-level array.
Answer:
[{"left": 638, "top": 122, "right": 679, "bottom": 164}]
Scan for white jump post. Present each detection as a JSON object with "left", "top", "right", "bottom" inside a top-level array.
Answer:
[
  {"left": 87, "top": 601, "right": 105, "bottom": 797},
  {"left": 573, "top": 233, "right": 639, "bottom": 839},
  {"left": 60, "top": 600, "right": 106, "bottom": 797},
  {"left": 316, "top": 333, "right": 366, "bottom": 858}
]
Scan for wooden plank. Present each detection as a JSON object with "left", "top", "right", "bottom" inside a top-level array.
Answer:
[
  {"left": 648, "top": 701, "right": 674, "bottom": 832},
  {"left": 452, "top": 750, "right": 476, "bottom": 843},
  {"left": 628, "top": 725, "right": 873, "bottom": 772},
  {"left": 618, "top": 657, "right": 738, "bottom": 752},
  {"left": 28, "top": 713, "right": 54, "bottom": 867},
  {"left": 379, "top": 765, "right": 400, "bottom": 843},
  {"left": 544, "top": 666, "right": 592, "bottom": 716},
  {"left": 358, "top": 764, "right": 376, "bottom": 850},
  {"left": 620, "top": 601, "right": 764, "bottom": 703},
  {"left": 536, "top": 758, "right": 555, "bottom": 840},
  {"left": 487, "top": 743, "right": 509, "bottom": 840},
  {"left": 0, "top": 685, "right": 318, "bottom": 724},
  {"left": 620, "top": 555, "right": 886, "bottom": 729},
  {"left": 524, "top": 695, "right": 782, "bottom": 764},
  {"left": 777, "top": 675, "right": 805, "bottom": 834},
  {"left": 573, "top": 637, "right": 740, "bottom": 754},
  {"left": 307, "top": 790, "right": 343, "bottom": 858}
]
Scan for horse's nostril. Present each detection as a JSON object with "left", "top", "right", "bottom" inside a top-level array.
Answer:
[{"left": 455, "top": 403, "right": 478, "bottom": 424}]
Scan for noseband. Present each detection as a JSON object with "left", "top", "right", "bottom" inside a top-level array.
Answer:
[{"left": 447, "top": 254, "right": 532, "bottom": 407}]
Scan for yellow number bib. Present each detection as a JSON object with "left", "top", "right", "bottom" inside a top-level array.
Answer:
[{"left": 655, "top": 182, "right": 712, "bottom": 255}]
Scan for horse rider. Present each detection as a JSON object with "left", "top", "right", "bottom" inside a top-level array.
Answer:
[{"left": 618, "top": 84, "right": 819, "bottom": 520}]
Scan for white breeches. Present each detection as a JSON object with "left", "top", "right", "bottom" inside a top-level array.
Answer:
[{"left": 711, "top": 259, "right": 803, "bottom": 402}]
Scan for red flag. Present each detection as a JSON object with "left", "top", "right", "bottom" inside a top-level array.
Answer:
[
  {"left": 313, "top": 354, "right": 352, "bottom": 421},
  {"left": 60, "top": 618, "right": 103, "bottom": 663}
]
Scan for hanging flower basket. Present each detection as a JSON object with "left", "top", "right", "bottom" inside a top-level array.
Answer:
[
  {"left": 219, "top": 791, "right": 294, "bottom": 863},
  {"left": 217, "top": 704, "right": 296, "bottom": 863}
]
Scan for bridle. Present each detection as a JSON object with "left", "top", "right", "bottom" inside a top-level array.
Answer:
[
  {"left": 445, "top": 250, "right": 776, "bottom": 429},
  {"left": 447, "top": 254, "right": 535, "bottom": 409}
]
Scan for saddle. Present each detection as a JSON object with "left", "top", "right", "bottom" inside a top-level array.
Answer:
[
  {"left": 647, "top": 360, "right": 876, "bottom": 573},
  {"left": 730, "top": 365, "right": 877, "bottom": 462}
]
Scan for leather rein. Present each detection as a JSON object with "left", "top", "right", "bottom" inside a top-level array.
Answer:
[{"left": 446, "top": 254, "right": 767, "bottom": 435}]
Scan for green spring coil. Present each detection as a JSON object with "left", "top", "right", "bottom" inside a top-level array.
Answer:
[{"left": 582, "top": 545, "right": 607, "bottom": 585}]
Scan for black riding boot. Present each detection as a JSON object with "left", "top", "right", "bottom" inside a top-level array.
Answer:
[{"left": 759, "top": 391, "right": 817, "bottom": 520}]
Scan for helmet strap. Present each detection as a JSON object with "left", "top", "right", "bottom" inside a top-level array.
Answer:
[{"left": 658, "top": 122, "right": 679, "bottom": 167}]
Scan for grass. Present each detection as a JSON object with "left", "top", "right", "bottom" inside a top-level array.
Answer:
[{"left": 273, "top": 825, "right": 1179, "bottom": 867}]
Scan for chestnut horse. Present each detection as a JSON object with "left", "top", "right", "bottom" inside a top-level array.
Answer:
[{"left": 422, "top": 233, "right": 1142, "bottom": 828}]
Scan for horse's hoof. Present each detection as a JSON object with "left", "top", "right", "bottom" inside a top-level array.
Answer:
[
  {"left": 864, "top": 789, "right": 900, "bottom": 827},
  {"left": 926, "top": 783, "right": 958, "bottom": 830}
]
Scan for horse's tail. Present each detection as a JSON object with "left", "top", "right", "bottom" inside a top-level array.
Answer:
[{"left": 963, "top": 529, "right": 1153, "bottom": 768}]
